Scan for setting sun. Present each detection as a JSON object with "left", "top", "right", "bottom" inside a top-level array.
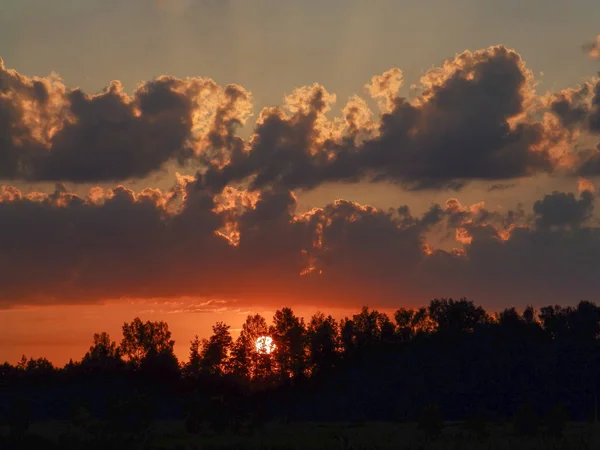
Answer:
[{"left": 255, "top": 336, "right": 276, "bottom": 355}]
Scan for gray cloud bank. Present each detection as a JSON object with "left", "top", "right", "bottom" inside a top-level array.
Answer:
[
  {"left": 0, "top": 179, "right": 597, "bottom": 310},
  {"left": 1, "top": 41, "right": 600, "bottom": 310}
]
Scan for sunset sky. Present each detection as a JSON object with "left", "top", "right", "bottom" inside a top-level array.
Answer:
[{"left": 1, "top": 0, "right": 600, "bottom": 365}]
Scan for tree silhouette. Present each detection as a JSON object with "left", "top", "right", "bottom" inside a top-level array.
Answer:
[
  {"left": 185, "top": 335, "right": 202, "bottom": 379},
  {"left": 340, "top": 317, "right": 356, "bottom": 357},
  {"left": 497, "top": 307, "right": 523, "bottom": 328},
  {"left": 234, "top": 314, "right": 274, "bottom": 383},
  {"left": 394, "top": 307, "right": 433, "bottom": 341},
  {"left": 229, "top": 338, "right": 251, "bottom": 382},
  {"left": 270, "top": 307, "right": 306, "bottom": 382},
  {"left": 120, "top": 317, "right": 175, "bottom": 368},
  {"left": 15, "top": 354, "right": 55, "bottom": 375},
  {"left": 341, "top": 307, "right": 396, "bottom": 354},
  {"left": 86, "top": 332, "right": 120, "bottom": 360},
  {"left": 522, "top": 305, "right": 536, "bottom": 324},
  {"left": 307, "top": 311, "right": 339, "bottom": 376},
  {"left": 428, "top": 297, "right": 489, "bottom": 335},
  {"left": 138, "top": 346, "right": 180, "bottom": 382},
  {"left": 538, "top": 305, "right": 570, "bottom": 340},
  {"left": 200, "top": 321, "right": 233, "bottom": 376},
  {"left": 377, "top": 311, "right": 396, "bottom": 345},
  {"left": 352, "top": 306, "right": 381, "bottom": 348},
  {"left": 81, "top": 332, "right": 123, "bottom": 373},
  {"left": 4, "top": 299, "right": 600, "bottom": 443},
  {"left": 568, "top": 301, "right": 600, "bottom": 342}
]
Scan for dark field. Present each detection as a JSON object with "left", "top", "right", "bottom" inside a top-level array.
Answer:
[{"left": 2, "top": 420, "right": 600, "bottom": 450}]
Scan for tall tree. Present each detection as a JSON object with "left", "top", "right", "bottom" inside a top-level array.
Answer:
[
  {"left": 538, "top": 305, "right": 571, "bottom": 340},
  {"left": 394, "top": 307, "right": 434, "bottom": 341},
  {"left": 522, "top": 306, "right": 537, "bottom": 325},
  {"left": 352, "top": 306, "right": 380, "bottom": 348},
  {"left": 228, "top": 339, "right": 250, "bottom": 381},
  {"left": 200, "top": 322, "right": 233, "bottom": 376},
  {"left": 340, "top": 317, "right": 356, "bottom": 357},
  {"left": 233, "top": 314, "right": 274, "bottom": 383},
  {"left": 497, "top": 307, "right": 524, "bottom": 329},
  {"left": 270, "top": 307, "right": 307, "bottom": 381},
  {"left": 81, "top": 332, "right": 123, "bottom": 373},
  {"left": 185, "top": 335, "right": 202, "bottom": 379},
  {"left": 395, "top": 308, "right": 417, "bottom": 342},
  {"left": 350, "top": 306, "right": 394, "bottom": 348},
  {"left": 85, "top": 332, "right": 120, "bottom": 360},
  {"left": 378, "top": 312, "right": 396, "bottom": 345},
  {"left": 567, "top": 301, "right": 600, "bottom": 342},
  {"left": 307, "top": 311, "right": 339, "bottom": 375},
  {"left": 120, "top": 317, "right": 176, "bottom": 367}
]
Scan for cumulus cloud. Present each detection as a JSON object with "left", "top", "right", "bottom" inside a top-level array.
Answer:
[
  {"left": 198, "top": 46, "right": 566, "bottom": 193},
  {"left": 0, "top": 46, "right": 578, "bottom": 189},
  {"left": 533, "top": 190, "right": 594, "bottom": 229},
  {"left": 549, "top": 79, "right": 600, "bottom": 133},
  {"left": 546, "top": 78, "right": 600, "bottom": 176},
  {"left": 0, "top": 176, "right": 598, "bottom": 310},
  {"left": 0, "top": 58, "right": 251, "bottom": 182},
  {"left": 365, "top": 68, "right": 404, "bottom": 113}
]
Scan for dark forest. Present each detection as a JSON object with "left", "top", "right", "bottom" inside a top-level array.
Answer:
[{"left": 2, "top": 298, "right": 600, "bottom": 449}]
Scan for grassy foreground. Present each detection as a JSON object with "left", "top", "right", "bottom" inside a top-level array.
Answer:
[{"left": 2, "top": 420, "right": 600, "bottom": 449}]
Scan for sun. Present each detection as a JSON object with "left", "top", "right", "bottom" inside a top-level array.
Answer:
[{"left": 255, "top": 336, "right": 276, "bottom": 355}]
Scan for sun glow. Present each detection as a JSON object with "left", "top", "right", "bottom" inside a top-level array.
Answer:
[{"left": 255, "top": 336, "right": 276, "bottom": 355}]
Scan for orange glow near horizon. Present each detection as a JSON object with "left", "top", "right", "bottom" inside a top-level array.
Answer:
[{"left": 0, "top": 301, "right": 369, "bottom": 367}]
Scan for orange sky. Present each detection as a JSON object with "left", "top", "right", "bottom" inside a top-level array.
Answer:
[{"left": 0, "top": 300, "right": 369, "bottom": 366}]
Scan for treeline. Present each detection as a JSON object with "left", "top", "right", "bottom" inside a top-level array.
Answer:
[{"left": 2, "top": 298, "right": 600, "bottom": 426}]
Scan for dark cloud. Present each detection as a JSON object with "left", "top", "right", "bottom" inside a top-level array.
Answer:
[
  {"left": 550, "top": 83, "right": 594, "bottom": 130},
  {"left": 577, "top": 144, "right": 600, "bottom": 176},
  {"left": 0, "top": 180, "right": 240, "bottom": 305},
  {"left": 6, "top": 43, "right": 600, "bottom": 188},
  {"left": 0, "top": 58, "right": 251, "bottom": 182},
  {"left": 198, "top": 46, "right": 560, "bottom": 193},
  {"left": 0, "top": 177, "right": 598, "bottom": 310},
  {"left": 202, "top": 84, "right": 341, "bottom": 192},
  {"left": 533, "top": 190, "right": 594, "bottom": 229},
  {"left": 37, "top": 78, "right": 196, "bottom": 182},
  {"left": 548, "top": 34, "right": 600, "bottom": 173},
  {"left": 1, "top": 46, "right": 594, "bottom": 188},
  {"left": 357, "top": 46, "right": 553, "bottom": 189},
  {"left": 549, "top": 80, "right": 600, "bottom": 133},
  {"left": 546, "top": 75, "right": 600, "bottom": 176},
  {"left": 592, "top": 81, "right": 600, "bottom": 132}
]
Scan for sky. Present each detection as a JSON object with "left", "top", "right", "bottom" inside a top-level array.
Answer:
[{"left": 1, "top": 0, "right": 600, "bottom": 365}]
